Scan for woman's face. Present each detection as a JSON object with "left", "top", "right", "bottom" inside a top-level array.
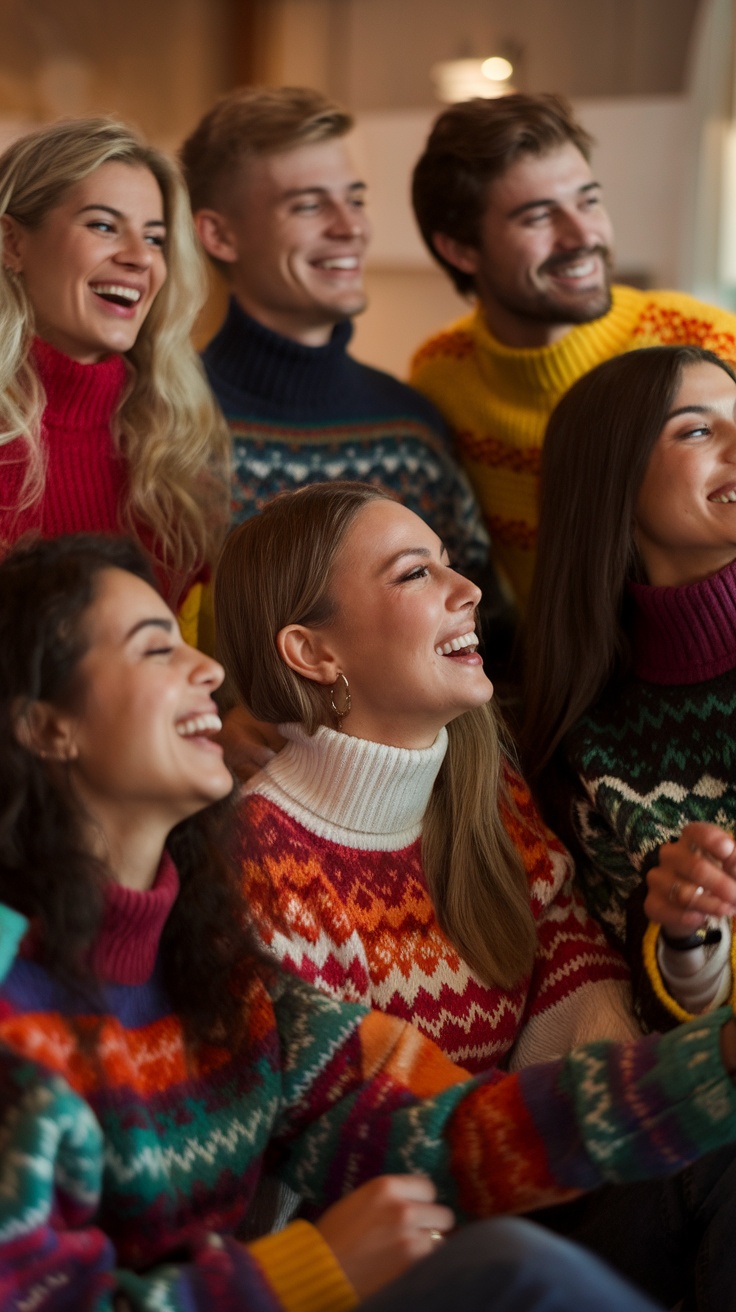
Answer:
[
  {"left": 53, "top": 567, "right": 232, "bottom": 836},
  {"left": 635, "top": 361, "right": 736, "bottom": 587},
  {"left": 289, "top": 499, "right": 493, "bottom": 749},
  {"left": 3, "top": 161, "right": 167, "bottom": 363}
]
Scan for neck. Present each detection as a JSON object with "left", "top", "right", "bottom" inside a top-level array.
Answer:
[
  {"left": 641, "top": 546, "right": 736, "bottom": 589},
  {"left": 232, "top": 289, "right": 339, "bottom": 347},
  {"left": 80, "top": 804, "right": 172, "bottom": 892}
]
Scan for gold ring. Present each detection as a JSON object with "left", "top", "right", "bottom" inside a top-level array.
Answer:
[{"left": 428, "top": 1229, "right": 444, "bottom": 1243}]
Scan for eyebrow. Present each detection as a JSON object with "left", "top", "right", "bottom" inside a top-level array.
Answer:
[
  {"left": 75, "top": 204, "right": 166, "bottom": 228},
  {"left": 507, "top": 181, "right": 602, "bottom": 220},
  {"left": 124, "top": 617, "right": 175, "bottom": 641},
  {"left": 280, "top": 182, "right": 367, "bottom": 201},
  {"left": 665, "top": 404, "right": 711, "bottom": 420}
]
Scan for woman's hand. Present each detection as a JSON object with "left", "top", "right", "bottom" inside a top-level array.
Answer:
[
  {"left": 315, "top": 1175, "right": 455, "bottom": 1300},
  {"left": 646, "top": 822, "right": 736, "bottom": 936},
  {"left": 216, "top": 706, "right": 285, "bottom": 782}
]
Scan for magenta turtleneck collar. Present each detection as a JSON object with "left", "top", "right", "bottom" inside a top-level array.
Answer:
[
  {"left": 91, "top": 853, "right": 180, "bottom": 985},
  {"left": 628, "top": 555, "right": 736, "bottom": 685}
]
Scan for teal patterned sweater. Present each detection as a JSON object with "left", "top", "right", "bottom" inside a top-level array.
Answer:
[
  {"left": 562, "top": 560, "right": 736, "bottom": 1023},
  {"left": 3, "top": 857, "right": 736, "bottom": 1310}
]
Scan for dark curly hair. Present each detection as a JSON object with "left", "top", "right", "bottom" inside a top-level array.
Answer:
[{"left": 0, "top": 533, "right": 252, "bottom": 1047}]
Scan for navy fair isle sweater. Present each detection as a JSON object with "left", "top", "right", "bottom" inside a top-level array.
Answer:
[{"left": 202, "top": 298, "right": 490, "bottom": 579}]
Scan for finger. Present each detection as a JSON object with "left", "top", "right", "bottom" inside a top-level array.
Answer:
[
  {"left": 408, "top": 1202, "right": 455, "bottom": 1235},
  {"left": 679, "top": 822, "right": 736, "bottom": 862},
  {"left": 371, "top": 1174, "right": 437, "bottom": 1204},
  {"left": 652, "top": 852, "right": 736, "bottom": 909}
]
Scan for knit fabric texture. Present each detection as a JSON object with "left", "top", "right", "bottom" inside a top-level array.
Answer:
[
  {"left": 2, "top": 861, "right": 736, "bottom": 1310},
  {"left": 410, "top": 286, "right": 736, "bottom": 607},
  {"left": 0, "top": 337, "right": 206, "bottom": 639},
  {"left": 238, "top": 723, "right": 637, "bottom": 1074},
  {"left": 202, "top": 298, "right": 489, "bottom": 578},
  {"left": 562, "top": 557, "right": 736, "bottom": 1023}
]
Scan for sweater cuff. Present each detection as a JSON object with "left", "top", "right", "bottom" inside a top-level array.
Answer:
[
  {"left": 644, "top": 920, "right": 733, "bottom": 1021},
  {"left": 247, "top": 1219, "right": 358, "bottom": 1312}
]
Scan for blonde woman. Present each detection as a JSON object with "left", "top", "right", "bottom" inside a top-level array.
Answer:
[
  {"left": 0, "top": 116, "right": 229, "bottom": 640},
  {"left": 215, "top": 481, "right": 637, "bottom": 1074}
]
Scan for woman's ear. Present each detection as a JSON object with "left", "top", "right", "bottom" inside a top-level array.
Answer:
[
  {"left": 277, "top": 625, "right": 339, "bottom": 686},
  {"left": 1, "top": 215, "right": 26, "bottom": 274},
  {"left": 12, "top": 699, "right": 79, "bottom": 762}
]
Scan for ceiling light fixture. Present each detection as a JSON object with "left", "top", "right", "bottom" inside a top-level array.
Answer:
[{"left": 431, "top": 56, "right": 515, "bottom": 104}]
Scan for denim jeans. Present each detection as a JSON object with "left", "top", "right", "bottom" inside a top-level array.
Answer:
[{"left": 360, "top": 1217, "right": 660, "bottom": 1312}]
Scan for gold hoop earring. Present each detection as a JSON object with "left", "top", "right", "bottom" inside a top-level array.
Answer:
[{"left": 329, "top": 672, "right": 351, "bottom": 730}]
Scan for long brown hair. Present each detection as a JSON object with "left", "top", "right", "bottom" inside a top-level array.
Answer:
[
  {"left": 216, "top": 482, "right": 536, "bottom": 990},
  {"left": 522, "top": 345, "right": 736, "bottom": 778}
]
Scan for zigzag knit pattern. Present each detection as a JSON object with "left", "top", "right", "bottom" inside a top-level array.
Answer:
[
  {"left": 238, "top": 725, "right": 636, "bottom": 1073},
  {"left": 2, "top": 883, "right": 736, "bottom": 1309},
  {"left": 410, "top": 286, "right": 736, "bottom": 607},
  {"left": 202, "top": 298, "right": 490, "bottom": 579}
]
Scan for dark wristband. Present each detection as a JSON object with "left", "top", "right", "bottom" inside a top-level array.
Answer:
[{"left": 660, "top": 926, "right": 723, "bottom": 952}]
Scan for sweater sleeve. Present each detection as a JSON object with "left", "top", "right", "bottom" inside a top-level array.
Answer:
[
  {"left": 266, "top": 973, "right": 736, "bottom": 1220},
  {"left": 0, "top": 1040, "right": 356, "bottom": 1312}
]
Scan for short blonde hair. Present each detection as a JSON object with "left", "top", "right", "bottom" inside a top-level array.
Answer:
[
  {"left": 0, "top": 116, "right": 230, "bottom": 594},
  {"left": 181, "top": 85, "right": 353, "bottom": 215}
]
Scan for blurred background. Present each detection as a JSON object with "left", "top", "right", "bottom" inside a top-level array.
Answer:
[{"left": 0, "top": 0, "right": 733, "bottom": 375}]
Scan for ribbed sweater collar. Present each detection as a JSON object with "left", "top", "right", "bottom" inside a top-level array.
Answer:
[
  {"left": 33, "top": 336, "right": 128, "bottom": 431},
  {"left": 205, "top": 297, "right": 354, "bottom": 408},
  {"left": 247, "top": 723, "right": 448, "bottom": 849},
  {"left": 469, "top": 284, "right": 643, "bottom": 398},
  {"left": 628, "top": 556, "right": 736, "bottom": 684},
  {"left": 91, "top": 853, "right": 180, "bottom": 985}
]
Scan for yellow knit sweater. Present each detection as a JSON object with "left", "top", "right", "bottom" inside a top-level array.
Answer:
[{"left": 410, "top": 285, "right": 736, "bottom": 608}]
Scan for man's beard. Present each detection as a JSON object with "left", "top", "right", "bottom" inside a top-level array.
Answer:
[{"left": 491, "top": 245, "right": 614, "bottom": 326}]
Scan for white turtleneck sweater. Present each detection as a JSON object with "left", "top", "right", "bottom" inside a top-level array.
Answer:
[{"left": 238, "top": 723, "right": 637, "bottom": 1072}]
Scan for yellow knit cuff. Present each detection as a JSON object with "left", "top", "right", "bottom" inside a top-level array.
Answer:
[
  {"left": 248, "top": 1219, "right": 359, "bottom": 1312},
  {"left": 642, "top": 921, "right": 694, "bottom": 1023}
]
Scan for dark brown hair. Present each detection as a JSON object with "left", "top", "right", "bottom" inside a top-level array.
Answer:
[
  {"left": 412, "top": 93, "right": 594, "bottom": 294},
  {"left": 215, "top": 482, "right": 536, "bottom": 990},
  {"left": 0, "top": 534, "right": 251, "bottom": 1047},
  {"left": 521, "top": 345, "right": 736, "bottom": 778},
  {"left": 181, "top": 85, "right": 353, "bottom": 215}
]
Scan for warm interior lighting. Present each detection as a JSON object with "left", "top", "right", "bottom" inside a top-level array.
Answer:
[
  {"left": 481, "top": 56, "right": 513, "bottom": 82},
  {"left": 432, "top": 57, "right": 516, "bottom": 103}
]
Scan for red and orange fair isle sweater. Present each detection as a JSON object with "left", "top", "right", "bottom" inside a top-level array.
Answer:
[
  {"left": 410, "top": 286, "right": 736, "bottom": 609},
  {"left": 3, "top": 854, "right": 736, "bottom": 1311},
  {"left": 237, "top": 725, "right": 637, "bottom": 1073},
  {"left": 0, "top": 337, "right": 207, "bottom": 643}
]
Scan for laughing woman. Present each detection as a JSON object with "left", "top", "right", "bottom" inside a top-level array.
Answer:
[
  {"left": 0, "top": 530, "right": 713, "bottom": 1312},
  {"left": 0, "top": 116, "right": 229, "bottom": 642},
  {"left": 214, "top": 481, "right": 636, "bottom": 1073},
  {"left": 522, "top": 345, "right": 736, "bottom": 1031}
]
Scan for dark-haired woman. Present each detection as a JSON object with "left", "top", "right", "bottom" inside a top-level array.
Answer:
[
  {"left": 0, "top": 531, "right": 695, "bottom": 1312},
  {"left": 523, "top": 344, "right": 736, "bottom": 1030}
]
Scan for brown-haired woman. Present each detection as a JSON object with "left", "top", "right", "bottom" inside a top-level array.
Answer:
[
  {"left": 522, "top": 344, "right": 736, "bottom": 1030},
  {"left": 215, "top": 480, "right": 636, "bottom": 1073}
]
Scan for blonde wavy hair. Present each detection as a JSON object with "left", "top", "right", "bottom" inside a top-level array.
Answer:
[
  {"left": 0, "top": 116, "right": 230, "bottom": 596},
  {"left": 215, "top": 482, "right": 536, "bottom": 990}
]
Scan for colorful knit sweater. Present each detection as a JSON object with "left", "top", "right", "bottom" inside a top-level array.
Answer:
[
  {"left": 202, "top": 298, "right": 489, "bottom": 579},
  {"left": 4, "top": 857, "right": 736, "bottom": 1311},
  {"left": 237, "top": 724, "right": 637, "bottom": 1074},
  {"left": 0, "top": 338, "right": 206, "bottom": 644},
  {"left": 561, "top": 557, "right": 736, "bottom": 1027},
  {"left": 410, "top": 286, "right": 736, "bottom": 608}
]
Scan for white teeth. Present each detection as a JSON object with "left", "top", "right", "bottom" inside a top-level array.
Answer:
[
  {"left": 91, "top": 283, "right": 141, "bottom": 303},
  {"left": 554, "top": 258, "right": 595, "bottom": 279},
  {"left": 175, "top": 713, "right": 222, "bottom": 738},
  {"left": 318, "top": 257, "right": 359, "bottom": 270},
  {"left": 434, "top": 632, "right": 479, "bottom": 657},
  {"left": 710, "top": 490, "right": 736, "bottom": 503}
]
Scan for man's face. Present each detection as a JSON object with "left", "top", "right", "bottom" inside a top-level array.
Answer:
[
  {"left": 441, "top": 142, "right": 614, "bottom": 347},
  {"left": 203, "top": 136, "right": 371, "bottom": 346}
]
